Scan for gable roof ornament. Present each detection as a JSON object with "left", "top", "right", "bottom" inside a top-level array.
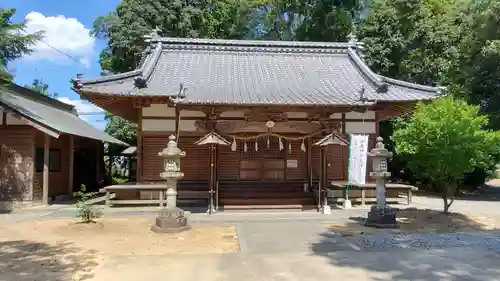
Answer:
[
  {"left": 144, "top": 26, "right": 162, "bottom": 40},
  {"left": 194, "top": 131, "right": 230, "bottom": 146},
  {"left": 170, "top": 83, "right": 188, "bottom": 104},
  {"left": 134, "top": 76, "right": 147, "bottom": 88},
  {"left": 347, "top": 32, "right": 357, "bottom": 45},
  {"left": 71, "top": 73, "right": 84, "bottom": 90}
]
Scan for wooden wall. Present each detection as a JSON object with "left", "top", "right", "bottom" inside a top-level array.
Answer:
[
  {"left": 33, "top": 131, "right": 103, "bottom": 200},
  {"left": 140, "top": 133, "right": 209, "bottom": 181},
  {"left": 140, "top": 134, "right": 352, "bottom": 182},
  {"left": 0, "top": 126, "right": 35, "bottom": 201},
  {"left": 33, "top": 132, "right": 70, "bottom": 199}
]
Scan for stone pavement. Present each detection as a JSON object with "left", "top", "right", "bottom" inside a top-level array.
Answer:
[
  {"left": 88, "top": 247, "right": 500, "bottom": 281},
  {"left": 236, "top": 221, "right": 361, "bottom": 253}
]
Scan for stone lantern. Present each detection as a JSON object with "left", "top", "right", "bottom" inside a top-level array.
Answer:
[
  {"left": 151, "top": 135, "right": 190, "bottom": 233},
  {"left": 365, "top": 137, "right": 397, "bottom": 228}
]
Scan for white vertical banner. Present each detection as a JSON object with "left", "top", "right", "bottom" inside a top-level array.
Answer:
[{"left": 348, "top": 134, "right": 369, "bottom": 185}]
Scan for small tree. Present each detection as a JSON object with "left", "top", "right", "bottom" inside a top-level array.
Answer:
[
  {"left": 73, "top": 184, "right": 102, "bottom": 223},
  {"left": 393, "top": 97, "right": 500, "bottom": 214}
]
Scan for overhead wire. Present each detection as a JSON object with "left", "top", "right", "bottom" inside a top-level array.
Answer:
[
  {"left": 18, "top": 26, "right": 82, "bottom": 64},
  {"left": 16, "top": 25, "right": 106, "bottom": 118}
]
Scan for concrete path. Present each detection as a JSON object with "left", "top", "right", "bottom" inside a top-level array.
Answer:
[
  {"left": 86, "top": 217, "right": 500, "bottom": 281},
  {"left": 236, "top": 221, "right": 360, "bottom": 253},
  {"left": 89, "top": 247, "right": 500, "bottom": 281},
  {"left": 3, "top": 195, "right": 500, "bottom": 281}
]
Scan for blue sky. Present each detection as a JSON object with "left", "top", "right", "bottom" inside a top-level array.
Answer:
[{"left": 2, "top": 0, "right": 121, "bottom": 130}]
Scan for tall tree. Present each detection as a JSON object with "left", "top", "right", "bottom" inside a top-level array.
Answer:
[
  {"left": 25, "top": 79, "right": 58, "bottom": 98},
  {"left": 92, "top": 0, "right": 265, "bottom": 74},
  {"left": 393, "top": 97, "right": 500, "bottom": 214},
  {"left": 446, "top": 0, "right": 500, "bottom": 129},
  {"left": 0, "top": 8, "right": 42, "bottom": 85},
  {"left": 93, "top": 0, "right": 365, "bottom": 74},
  {"left": 358, "top": 0, "right": 468, "bottom": 85},
  {"left": 95, "top": 0, "right": 365, "bottom": 143},
  {"left": 104, "top": 112, "right": 137, "bottom": 145},
  {"left": 259, "top": 0, "right": 364, "bottom": 41}
]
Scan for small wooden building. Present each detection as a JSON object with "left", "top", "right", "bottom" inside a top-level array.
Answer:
[
  {"left": 0, "top": 83, "right": 125, "bottom": 210},
  {"left": 72, "top": 36, "right": 441, "bottom": 208}
]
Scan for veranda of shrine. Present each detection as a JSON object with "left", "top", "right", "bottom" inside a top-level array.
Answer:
[{"left": 72, "top": 34, "right": 441, "bottom": 210}]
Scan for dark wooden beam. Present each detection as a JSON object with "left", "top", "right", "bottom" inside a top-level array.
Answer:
[
  {"left": 175, "top": 106, "right": 181, "bottom": 141},
  {"left": 43, "top": 134, "right": 50, "bottom": 205},
  {"left": 137, "top": 108, "right": 143, "bottom": 182},
  {"left": 307, "top": 137, "right": 312, "bottom": 190},
  {"left": 140, "top": 115, "right": 376, "bottom": 122},
  {"left": 68, "top": 135, "right": 74, "bottom": 196}
]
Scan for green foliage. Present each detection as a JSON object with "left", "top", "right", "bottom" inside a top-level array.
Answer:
[
  {"left": 257, "top": 0, "right": 364, "bottom": 41},
  {"left": 445, "top": 0, "right": 500, "bottom": 129},
  {"left": 92, "top": 0, "right": 266, "bottom": 74},
  {"left": 392, "top": 97, "right": 500, "bottom": 213},
  {"left": 0, "top": 8, "right": 43, "bottom": 84},
  {"left": 94, "top": 0, "right": 364, "bottom": 139},
  {"left": 73, "top": 184, "right": 102, "bottom": 223},
  {"left": 112, "top": 177, "right": 129, "bottom": 185},
  {"left": 25, "top": 79, "right": 58, "bottom": 98},
  {"left": 92, "top": 0, "right": 363, "bottom": 74},
  {"left": 104, "top": 112, "right": 137, "bottom": 145},
  {"left": 359, "top": 0, "right": 500, "bottom": 132},
  {"left": 358, "top": 0, "right": 467, "bottom": 85}
]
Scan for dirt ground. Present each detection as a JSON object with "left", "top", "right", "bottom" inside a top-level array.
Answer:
[
  {"left": 0, "top": 218, "right": 239, "bottom": 281},
  {"left": 328, "top": 209, "right": 500, "bottom": 236}
]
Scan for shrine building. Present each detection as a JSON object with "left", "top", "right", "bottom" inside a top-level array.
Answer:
[{"left": 72, "top": 35, "right": 441, "bottom": 209}]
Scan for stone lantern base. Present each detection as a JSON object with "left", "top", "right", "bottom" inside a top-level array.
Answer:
[
  {"left": 365, "top": 205, "right": 398, "bottom": 229},
  {"left": 151, "top": 207, "right": 190, "bottom": 233}
]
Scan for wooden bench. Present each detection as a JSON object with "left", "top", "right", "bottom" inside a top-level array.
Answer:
[
  {"left": 328, "top": 182, "right": 418, "bottom": 205},
  {"left": 99, "top": 183, "right": 168, "bottom": 207}
]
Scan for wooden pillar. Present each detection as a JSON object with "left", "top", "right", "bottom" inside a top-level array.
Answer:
[
  {"left": 318, "top": 147, "right": 323, "bottom": 211},
  {"left": 322, "top": 146, "right": 328, "bottom": 205},
  {"left": 42, "top": 134, "right": 50, "bottom": 205},
  {"left": 107, "top": 156, "right": 113, "bottom": 184},
  {"left": 208, "top": 144, "right": 215, "bottom": 214},
  {"left": 128, "top": 157, "right": 132, "bottom": 180},
  {"left": 215, "top": 144, "right": 220, "bottom": 211},
  {"left": 96, "top": 142, "right": 102, "bottom": 185},
  {"left": 137, "top": 133, "right": 142, "bottom": 182},
  {"left": 137, "top": 108, "right": 142, "bottom": 183},
  {"left": 307, "top": 137, "right": 312, "bottom": 189},
  {"left": 175, "top": 106, "right": 181, "bottom": 141},
  {"left": 68, "top": 135, "right": 74, "bottom": 196}
]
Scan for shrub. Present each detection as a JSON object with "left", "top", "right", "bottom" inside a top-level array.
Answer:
[
  {"left": 393, "top": 97, "right": 500, "bottom": 213},
  {"left": 73, "top": 184, "right": 102, "bottom": 223}
]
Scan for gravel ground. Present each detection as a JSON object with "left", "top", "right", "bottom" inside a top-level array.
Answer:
[{"left": 355, "top": 232, "right": 500, "bottom": 253}]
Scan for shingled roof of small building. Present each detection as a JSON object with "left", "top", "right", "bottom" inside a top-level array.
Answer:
[
  {"left": 1, "top": 83, "right": 127, "bottom": 145},
  {"left": 73, "top": 37, "right": 443, "bottom": 106}
]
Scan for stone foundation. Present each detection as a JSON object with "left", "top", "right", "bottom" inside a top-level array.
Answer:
[
  {"left": 365, "top": 205, "right": 398, "bottom": 228},
  {"left": 151, "top": 207, "right": 190, "bottom": 233}
]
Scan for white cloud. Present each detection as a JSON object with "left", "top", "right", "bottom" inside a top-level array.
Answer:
[
  {"left": 22, "top": 12, "right": 95, "bottom": 68},
  {"left": 57, "top": 97, "right": 104, "bottom": 122}
]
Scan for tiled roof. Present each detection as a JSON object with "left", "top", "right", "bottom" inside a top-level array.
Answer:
[
  {"left": 75, "top": 37, "right": 442, "bottom": 105},
  {"left": 0, "top": 84, "right": 127, "bottom": 145}
]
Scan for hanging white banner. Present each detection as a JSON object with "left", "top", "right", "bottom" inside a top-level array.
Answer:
[{"left": 348, "top": 134, "right": 369, "bottom": 185}]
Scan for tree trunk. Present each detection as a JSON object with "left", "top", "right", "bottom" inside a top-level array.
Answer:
[
  {"left": 443, "top": 196, "right": 450, "bottom": 214},
  {"left": 442, "top": 184, "right": 455, "bottom": 215}
]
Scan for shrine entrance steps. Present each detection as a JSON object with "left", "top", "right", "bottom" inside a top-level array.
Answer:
[{"left": 218, "top": 180, "right": 317, "bottom": 210}]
